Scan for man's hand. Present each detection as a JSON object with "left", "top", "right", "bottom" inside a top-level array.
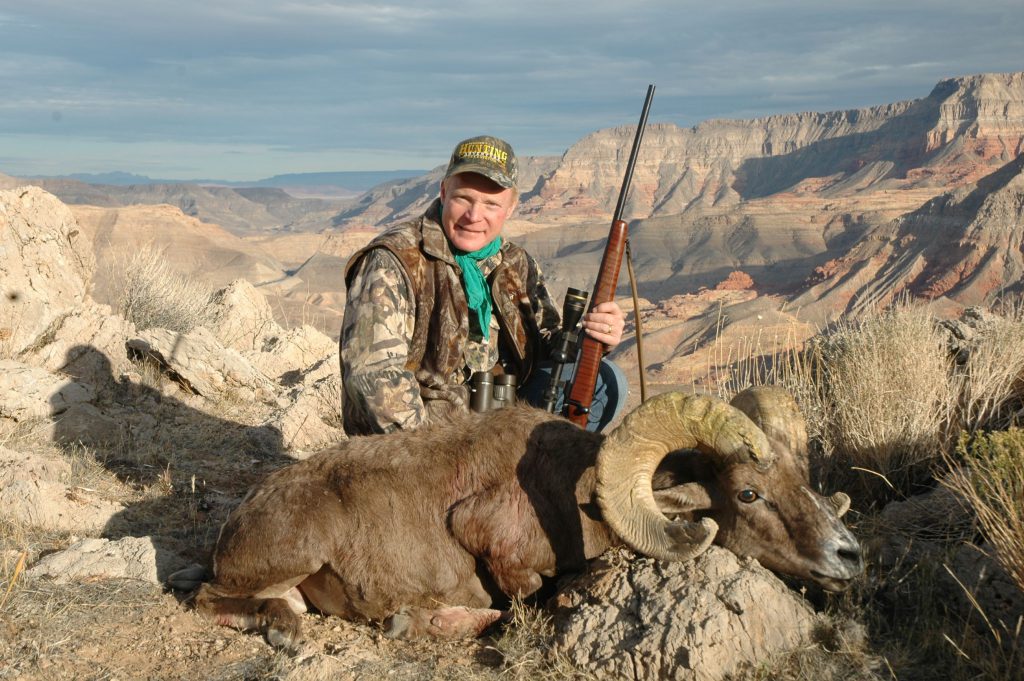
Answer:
[{"left": 582, "top": 301, "right": 626, "bottom": 348}]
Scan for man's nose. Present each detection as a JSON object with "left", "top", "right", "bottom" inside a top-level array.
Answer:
[{"left": 465, "top": 202, "right": 483, "bottom": 221}]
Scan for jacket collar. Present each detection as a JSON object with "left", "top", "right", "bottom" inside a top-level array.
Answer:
[{"left": 421, "top": 198, "right": 456, "bottom": 264}]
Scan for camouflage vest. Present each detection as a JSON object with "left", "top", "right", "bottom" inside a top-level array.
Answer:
[{"left": 344, "top": 199, "right": 546, "bottom": 416}]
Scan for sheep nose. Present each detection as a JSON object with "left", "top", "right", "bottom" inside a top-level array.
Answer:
[{"left": 835, "top": 539, "right": 863, "bottom": 571}]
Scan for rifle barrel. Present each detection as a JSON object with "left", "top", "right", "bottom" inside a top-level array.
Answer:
[{"left": 612, "top": 84, "right": 656, "bottom": 224}]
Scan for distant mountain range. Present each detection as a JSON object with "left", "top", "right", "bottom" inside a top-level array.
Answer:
[{"left": 31, "top": 169, "right": 429, "bottom": 193}]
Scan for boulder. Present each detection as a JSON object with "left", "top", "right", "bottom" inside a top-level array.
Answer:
[
  {"left": 54, "top": 403, "right": 123, "bottom": 447},
  {"left": 0, "top": 187, "right": 96, "bottom": 355},
  {"left": 0, "top": 445, "right": 71, "bottom": 484},
  {"left": 264, "top": 380, "right": 345, "bottom": 455},
  {"left": 207, "top": 279, "right": 284, "bottom": 352},
  {"left": 126, "top": 326, "right": 275, "bottom": 401},
  {"left": 0, "top": 359, "right": 95, "bottom": 421},
  {"left": 26, "top": 536, "right": 184, "bottom": 586},
  {"left": 0, "top": 446, "right": 122, "bottom": 533},
  {"left": 550, "top": 547, "right": 821, "bottom": 681},
  {"left": 245, "top": 325, "right": 337, "bottom": 384},
  {"left": 15, "top": 301, "right": 136, "bottom": 390}
]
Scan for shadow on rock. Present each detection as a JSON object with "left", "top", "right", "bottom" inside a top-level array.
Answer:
[{"left": 51, "top": 344, "right": 296, "bottom": 582}]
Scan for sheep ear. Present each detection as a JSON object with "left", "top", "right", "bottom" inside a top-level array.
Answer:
[
  {"left": 654, "top": 483, "right": 715, "bottom": 515},
  {"left": 830, "top": 492, "right": 851, "bottom": 518}
]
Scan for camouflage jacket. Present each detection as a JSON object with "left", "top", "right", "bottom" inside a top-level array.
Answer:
[{"left": 340, "top": 198, "right": 561, "bottom": 436}]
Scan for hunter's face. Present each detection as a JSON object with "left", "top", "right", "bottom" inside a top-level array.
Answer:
[{"left": 440, "top": 172, "right": 517, "bottom": 252}]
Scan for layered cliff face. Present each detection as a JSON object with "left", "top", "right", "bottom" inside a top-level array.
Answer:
[
  {"left": 792, "top": 153, "right": 1024, "bottom": 321},
  {"left": 516, "top": 72, "right": 1024, "bottom": 220}
]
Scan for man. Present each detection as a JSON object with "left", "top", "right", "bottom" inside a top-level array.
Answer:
[{"left": 340, "top": 135, "right": 627, "bottom": 436}]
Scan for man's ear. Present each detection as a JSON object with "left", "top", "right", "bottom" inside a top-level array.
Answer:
[
  {"left": 439, "top": 177, "right": 449, "bottom": 201},
  {"left": 506, "top": 192, "right": 519, "bottom": 219}
]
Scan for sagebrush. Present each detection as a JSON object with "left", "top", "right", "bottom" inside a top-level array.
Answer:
[{"left": 115, "top": 244, "right": 214, "bottom": 333}]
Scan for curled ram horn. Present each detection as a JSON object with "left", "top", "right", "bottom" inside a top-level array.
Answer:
[
  {"left": 729, "top": 385, "right": 809, "bottom": 477},
  {"left": 595, "top": 392, "right": 775, "bottom": 561}
]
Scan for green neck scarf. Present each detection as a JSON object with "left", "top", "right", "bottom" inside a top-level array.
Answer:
[{"left": 453, "top": 236, "right": 502, "bottom": 340}]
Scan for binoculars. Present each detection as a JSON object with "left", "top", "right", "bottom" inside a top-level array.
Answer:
[{"left": 469, "top": 371, "right": 518, "bottom": 413}]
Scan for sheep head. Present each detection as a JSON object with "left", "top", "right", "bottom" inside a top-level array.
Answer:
[{"left": 595, "top": 387, "right": 862, "bottom": 591}]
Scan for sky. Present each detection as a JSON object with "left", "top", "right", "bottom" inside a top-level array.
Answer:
[{"left": 0, "top": 1, "right": 1021, "bottom": 182}]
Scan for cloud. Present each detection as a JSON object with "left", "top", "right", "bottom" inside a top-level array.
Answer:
[{"left": 1, "top": 0, "right": 1021, "bottom": 179}]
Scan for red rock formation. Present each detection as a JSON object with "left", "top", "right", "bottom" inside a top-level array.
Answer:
[
  {"left": 791, "top": 153, "right": 1024, "bottom": 321},
  {"left": 715, "top": 271, "right": 755, "bottom": 291}
]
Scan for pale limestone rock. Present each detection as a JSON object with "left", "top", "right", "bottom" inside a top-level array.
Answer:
[
  {"left": 551, "top": 547, "right": 821, "bottom": 681},
  {"left": 0, "top": 447, "right": 122, "bottom": 536},
  {"left": 1, "top": 478, "right": 122, "bottom": 532},
  {"left": 126, "top": 326, "right": 275, "bottom": 400},
  {"left": 207, "top": 278, "right": 284, "bottom": 352},
  {"left": 264, "top": 383, "right": 345, "bottom": 455},
  {"left": 0, "top": 445, "right": 71, "bottom": 485},
  {"left": 0, "top": 186, "right": 95, "bottom": 355},
  {"left": 0, "top": 359, "right": 95, "bottom": 420},
  {"left": 54, "top": 403, "right": 123, "bottom": 446},
  {"left": 26, "top": 536, "right": 183, "bottom": 585},
  {"left": 16, "top": 301, "right": 136, "bottom": 388},
  {"left": 264, "top": 324, "right": 336, "bottom": 369},
  {"left": 245, "top": 325, "right": 337, "bottom": 383},
  {"left": 262, "top": 353, "right": 343, "bottom": 454}
]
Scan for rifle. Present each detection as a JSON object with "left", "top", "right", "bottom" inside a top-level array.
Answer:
[{"left": 563, "top": 84, "right": 655, "bottom": 428}]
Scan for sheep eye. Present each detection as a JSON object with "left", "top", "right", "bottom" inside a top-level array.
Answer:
[{"left": 738, "top": 489, "right": 758, "bottom": 503}]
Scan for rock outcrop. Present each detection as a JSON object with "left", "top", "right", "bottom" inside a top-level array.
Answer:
[
  {"left": 26, "top": 536, "right": 185, "bottom": 585},
  {"left": 550, "top": 547, "right": 823, "bottom": 681},
  {"left": 0, "top": 186, "right": 96, "bottom": 355},
  {"left": 0, "top": 446, "right": 123, "bottom": 532}
]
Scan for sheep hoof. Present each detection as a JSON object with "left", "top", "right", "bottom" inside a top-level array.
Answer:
[
  {"left": 167, "top": 564, "right": 208, "bottom": 592},
  {"left": 383, "top": 611, "right": 412, "bottom": 639},
  {"left": 265, "top": 626, "right": 304, "bottom": 654}
]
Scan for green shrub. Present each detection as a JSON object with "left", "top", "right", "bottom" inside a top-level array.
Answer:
[{"left": 948, "top": 429, "right": 1024, "bottom": 594}]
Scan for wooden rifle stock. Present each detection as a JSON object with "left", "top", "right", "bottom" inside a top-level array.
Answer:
[
  {"left": 564, "top": 220, "right": 628, "bottom": 426},
  {"left": 563, "top": 84, "right": 655, "bottom": 428}
]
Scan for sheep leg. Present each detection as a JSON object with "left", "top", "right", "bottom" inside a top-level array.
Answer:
[
  {"left": 383, "top": 606, "right": 507, "bottom": 639},
  {"left": 192, "top": 583, "right": 306, "bottom": 652}
]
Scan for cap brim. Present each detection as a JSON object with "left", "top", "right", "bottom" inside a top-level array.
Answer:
[{"left": 445, "top": 162, "right": 517, "bottom": 189}]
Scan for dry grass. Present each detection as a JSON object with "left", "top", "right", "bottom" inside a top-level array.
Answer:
[
  {"left": 710, "top": 299, "right": 1024, "bottom": 508},
  {"left": 7, "top": 284, "right": 1024, "bottom": 678},
  {"left": 794, "top": 304, "right": 952, "bottom": 504},
  {"left": 947, "top": 308, "right": 1024, "bottom": 436},
  {"left": 731, "top": 619, "right": 885, "bottom": 681},
  {"left": 0, "top": 323, "right": 17, "bottom": 360},
  {"left": 114, "top": 243, "right": 215, "bottom": 333},
  {"left": 481, "top": 599, "right": 595, "bottom": 681}
]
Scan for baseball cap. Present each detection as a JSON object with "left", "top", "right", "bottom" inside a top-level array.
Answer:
[{"left": 443, "top": 135, "right": 518, "bottom": 189}]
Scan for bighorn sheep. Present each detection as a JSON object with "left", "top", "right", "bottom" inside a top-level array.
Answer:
[{"left": 181, "top": 386, "right": 862, "bottom": 649}]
